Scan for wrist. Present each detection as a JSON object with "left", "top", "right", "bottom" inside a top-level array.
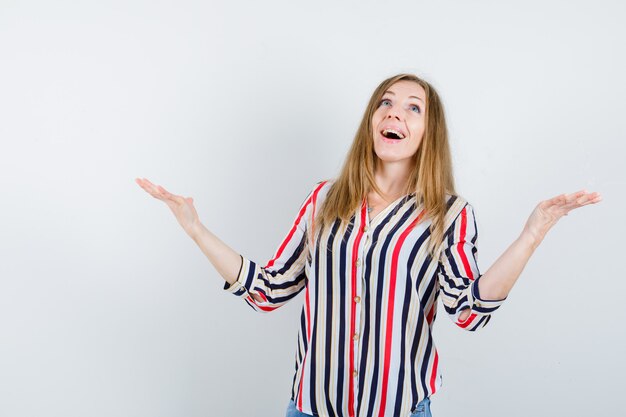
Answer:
[
  {"left": 519, "top": 229, "right": 540, "bottom": 252},
  {"left": 188, "top": 221, "right": 205, "bottom": 241}
]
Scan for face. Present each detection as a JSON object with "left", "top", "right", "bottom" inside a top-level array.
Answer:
[{"left": 371, "top": 80, "right": 426, "bottom": 167}]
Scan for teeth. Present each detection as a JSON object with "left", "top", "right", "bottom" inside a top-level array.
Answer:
[{"left": 382, "top": 129, "right": 405, "bottom": 139}]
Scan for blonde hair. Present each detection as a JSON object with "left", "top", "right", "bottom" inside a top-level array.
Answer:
[{"left": 312, "top": 73, "right": 457, "bottom": 258}]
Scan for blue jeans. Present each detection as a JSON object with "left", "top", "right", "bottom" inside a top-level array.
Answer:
[{"left": 285, "top": 396, "right": 432, "bottom": 417}]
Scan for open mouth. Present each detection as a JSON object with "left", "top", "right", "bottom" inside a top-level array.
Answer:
[{"left": 381, "top": 128, "right": 406, "bottom": 140}]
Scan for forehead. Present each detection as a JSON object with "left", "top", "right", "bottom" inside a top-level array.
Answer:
[{"left": 383, "top": 80, "right": 426, "bottom": 102}]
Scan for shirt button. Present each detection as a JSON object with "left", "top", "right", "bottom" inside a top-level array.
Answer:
[
  {"left": 353, "top": 333, "right": 359, "bottom": 341},
  {"left": 353, "top": 370, "right": 358, "bottom": 377},
  {"left": 362, "top": 226, "right": 369, "bottom": 233},
  {"left": 354, "top": 296, "right": 361, "bottom": 303},
  {"left": 355, "top": 258, "right": 361, "bottom": 267}
]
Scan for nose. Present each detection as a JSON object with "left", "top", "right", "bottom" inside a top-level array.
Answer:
[{"left": 385, "top": 105, "right": 402, "bottom": 121}]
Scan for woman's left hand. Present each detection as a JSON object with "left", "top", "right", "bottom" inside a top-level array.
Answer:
[{"left": 522, "top": 189, "right": 602, "bottom": 248}]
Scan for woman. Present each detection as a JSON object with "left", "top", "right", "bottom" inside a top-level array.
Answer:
[{"left": 136, "top": 73, "right": 601, "bottom": 417}]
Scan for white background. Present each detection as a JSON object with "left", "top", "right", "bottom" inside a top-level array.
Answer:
[{"left": 1, "top": 0, "right": 624, "bottom": 416}]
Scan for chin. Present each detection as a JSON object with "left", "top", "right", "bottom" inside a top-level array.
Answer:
[
  {"left": 374, "top": 144, "right": 403, "bottom": 157},
  {"left": 377, "top": 143, "right": 420, "bottom": 160},
  {"left": 374, "top": 153, "right": 405, "bottom": 163}
]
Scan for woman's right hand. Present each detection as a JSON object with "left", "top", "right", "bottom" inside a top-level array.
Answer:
[{"left": 135, "top": 177, "right": 201, "bottom": 238}]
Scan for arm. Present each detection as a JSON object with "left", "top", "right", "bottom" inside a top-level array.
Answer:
[
  {"left": 135, "top": 177, "right": 322, "bottom": 313},
  {"left": 437, "top": 189, "right": 603, "bottom": 328},
  {"left": 471, "top": 189, "right": 602, "bottom": 304},
  {"left": 136, "top": 177, "right": 243, "bottom": 285},
  {"left": 437, "top": 203, "right": 506, "bottom": 332},
  {"left": 219, "top": 185, "right": 314, "bottom": 312},
  {"left": 188, "top": 223, "right": 251, "bottom": 289},
  {"left": 468, "top": 231, "right": 536, "bottom": 307}
]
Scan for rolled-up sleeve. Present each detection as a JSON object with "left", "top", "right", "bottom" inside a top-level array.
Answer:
[
  {"left": 224, "top": 182, "right": 324, "bottom": 313},
  {"left": 437, "top": 203, "right": 506, "bottom": 331}
]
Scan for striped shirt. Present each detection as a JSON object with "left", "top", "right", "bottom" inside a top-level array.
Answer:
[{"left": 224, "top": 180, "right": 506, "bottom": 417}]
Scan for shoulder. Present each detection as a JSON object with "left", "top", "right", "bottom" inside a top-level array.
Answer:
[
  {"left": 444, "top": 192, "right": 469, "bottom": 216},
  {"left": 442, "top": 193, "right": 477, "bottom": 232},
  {"left": 297, "top": 179, "right": 335, "bottom": 210},
  {"left": 314, "top": 178, "right": 336, "bottom": 189},
  {"left": 310, "top": 178, "right": 335, "bottom": 200}
]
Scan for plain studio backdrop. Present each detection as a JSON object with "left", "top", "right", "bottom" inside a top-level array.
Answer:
[{"left": 0, "top": 0, "right": 624, "bottom": 416}]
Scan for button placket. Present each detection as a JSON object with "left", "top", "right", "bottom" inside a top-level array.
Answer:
[
  {"left": 352, "top": 219, "right": 368, "bottom": 408},
  {"left": 354, "top": 223, "right": 370, "bottom": 335},
  {"left": 353, "top": 248, "right": 363, "bottom": 337}
]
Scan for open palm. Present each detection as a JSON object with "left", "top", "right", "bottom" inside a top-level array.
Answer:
[
  {"left": 523, "top": 189, "right": 602, "bottom": 246},
  {"left": 135, "top": 177, "right": 200, "bottom": 237}
]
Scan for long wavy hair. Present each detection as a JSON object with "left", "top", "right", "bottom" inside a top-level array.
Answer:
[{"left": 312, "top": 73, "right": 457, "bottom": 258}]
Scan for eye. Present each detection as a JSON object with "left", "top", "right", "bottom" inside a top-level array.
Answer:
[
  {"left": 379, "top": 98, "right": 392, "bottom": 107},
  {"left": 409, "top": 104, "right": 421, "bottom": 113}
]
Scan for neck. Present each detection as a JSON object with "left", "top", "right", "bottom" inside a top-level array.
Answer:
[{"left": 372, "top": 160, "right": 412, "bottom": 200}]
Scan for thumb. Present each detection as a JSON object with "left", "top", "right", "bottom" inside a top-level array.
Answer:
[{"left": 186, "top": 197, "right": 194, "bottom": 204}]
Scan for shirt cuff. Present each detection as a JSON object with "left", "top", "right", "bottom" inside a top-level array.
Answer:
[
  {"left": 471, "top": 275, "right": 507, "bottom": 313},
  {"left": 223, "top": 255, "right": 257, "bottom": 298}
]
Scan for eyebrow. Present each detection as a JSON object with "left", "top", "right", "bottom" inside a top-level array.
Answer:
[{"left": 383, "top": 90, "right": 424, "bottom": 103}]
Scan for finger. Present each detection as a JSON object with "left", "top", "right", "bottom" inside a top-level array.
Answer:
[
  {"left": 568, "top": 189, "right": 587, "bottom": 201},
  {"left": 557, "top": 192, "right": 602, "bottom": 214},
  {"left": 142, "top": 178, "right": 165, "bottom": 194},
  {"left": 137, "top": 179, "right": 168, "bottom": 201},
  {"left": 156, "top": 185, "right": 179, "bottom": 201},
  {"left": 557, "top": 199, "right": 585, "bottom": 214},
  {"left": 575, "top": 193, "right": 594, "bottom": 205},
  {"left": 143, "top": 180, "right": 165, "bottom": 195},
  {"left": 138, "top": 178, "right": 157, "bottom": 191},
  {"left": 557, "top": 190, "right": 585, "bottom": 206},
  {"left": 577, "top": 193, "right": 603, "bottom": 206},
  {"left": 553, "top": 190, "right": 591, "bottom": 208},
  {"left": 136, "top": 178, "right": 148, "bottom": 188},
  {"left": 585, "top": 191, "right": 601, "bottom": 201},
  {"left": 544, "top": 194, "right": 566, "bottom": 208},
  {"left": 569, "top": 189, "right": 602, "bottom": 202},
  {"left": 144, "top": 184, "right": 161, "bottom": 197},
  {"left": 136, "top": 179, "right": 157, "bottom": 195},
  {"left": 158, "top": 186, "right": 189, "bottom": 206},
  {"left": 568, "top": 191, "right": 601, "bottom": 207},
  {"left": 138, "top": 178, "right": 192, "bottom": 206}
]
